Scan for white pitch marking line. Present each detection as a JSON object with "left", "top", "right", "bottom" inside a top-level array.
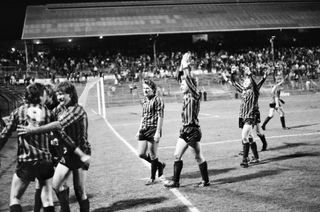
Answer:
[
  {"left": 199, "top": 113, "right": 211, "bottom": 116},
  {"left": 102, "top": 117, "right": 201, "bottom": 212},
  {"left": 91, "top": 109, "right": 98, "bottom": 115},
  {"left": 83, "top": 82, "right": 199, "bottom": 211},
  {"left": 159, "top": 132, "right": 320, "bottom": 149}
]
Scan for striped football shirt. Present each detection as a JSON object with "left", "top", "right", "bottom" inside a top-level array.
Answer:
[
  {"left": 141, "top": 95, "right": 164, "bottom": 129},
  {"left": 52, "top": 103, "right": 90, "bottom": 152},
  {"left": 231, "top": 75, "right": 266, "bottom": 120},
  {"left": 0, "top": 104, "right": 52, "bottom": 162},
  {"left": 181, "top": 92, "right": 200, "bottom": 127}
]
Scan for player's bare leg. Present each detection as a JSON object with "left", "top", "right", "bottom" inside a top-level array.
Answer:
[{"left": 164, "top": 138, "right": 188, "bottom": 188}]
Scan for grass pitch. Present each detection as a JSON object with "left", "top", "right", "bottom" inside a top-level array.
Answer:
[{"left": 1, "top": 84, "right": 319, "bottom": 212}]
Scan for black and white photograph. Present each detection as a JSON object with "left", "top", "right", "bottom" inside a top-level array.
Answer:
[{"left": 1, "top": 0, "right": 320, "bottom": 211}]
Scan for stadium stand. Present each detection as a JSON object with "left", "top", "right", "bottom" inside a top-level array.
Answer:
[{"left": 22, "top": 0, "right": 320, "bottom": 39}]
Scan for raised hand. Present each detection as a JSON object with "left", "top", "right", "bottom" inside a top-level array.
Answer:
[
  {"left": 244, "top": 67, "right": 252, "bottom": 76},
  {"left": 181, "top": 52, "right": 191, "bottom": 69},
  {"left": 263, "top": 69, "right": 271, "bottom": 78},
  {"left": 222, "top": 72, "right": 230, "bottom": 82}
]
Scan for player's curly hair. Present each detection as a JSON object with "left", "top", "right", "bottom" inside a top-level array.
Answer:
[
  {"left": 56, "top": 81, "right": 78, "bottom": 105},
  {"left": 25, "top": 83, "right": 45, "bottom": 104},
  {"left": 143, "top": 79, "right": 157, "bottom": 94}
]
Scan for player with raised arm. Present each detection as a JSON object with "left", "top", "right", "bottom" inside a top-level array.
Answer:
[
  {"left": 17, "top": 81, "right": 91, "bottom": 212},
  {"left": 261, "top": 75, "right": 288, "bottom": 130},
  {"left": 223, "top": 67, "right": 270, "bottom": 167},
  {"left": 0, "top": 83, "right": 55, "bottom": 212},
  {"left": 164, "top": 52, "right": 210, "bottom": 188}
]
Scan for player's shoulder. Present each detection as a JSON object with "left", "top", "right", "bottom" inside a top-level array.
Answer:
[
  {"left": 154, "top": 95, "right": 165, "bottom": 104},
  {"left": 69, "top": 104, "right": 87, "bottom": 114}
]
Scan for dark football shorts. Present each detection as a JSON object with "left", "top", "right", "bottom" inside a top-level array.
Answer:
[
  {"left": 179, "top": 125, "right": 202, "bottom": 145},
  {"left": 138, "top": 126, "right": 161, "bottom": 142},
  {"left": 16, "top": 160, "right": 54, "bottom": 182},
  {"left": 60, "top": 143, "right": 91, "bottom": 171},
  {"left": 270, "top": 99, "right": 285, "bottom": 108},
  {"left": 269, "top": 102, "right": 276, "bottom": 108},
  {"left": 239, "top": 117, "right": 244, "bottom": 129},
  {"left": 239, "top": 111, "right": 261, "bottom": 128}
]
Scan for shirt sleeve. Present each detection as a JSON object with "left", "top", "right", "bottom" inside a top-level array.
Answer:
[
  {"left": 257, "top": 76, "right": 267, "bottom": 90},
  {"left": 232, "top": 81, "right": 244, "bottom": 93},
  {"left": 0, "top": 108, "right": 18, "bottom": 143},
  {"left": 155, "top": 97, "right": 164, "bottom": 118},
  {"left": 58, "top": 106, "right": 85, "bottom": 129},
  {"left": 56, "top": 130, "right": 77, "bottom": 151},
  {"left": 250, "top": 75, "right": 259, "bottom": 96}
]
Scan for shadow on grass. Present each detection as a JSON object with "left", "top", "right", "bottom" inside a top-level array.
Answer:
[
  {"left": 68, "top": 193, "right": 95, "bottom": 204},
  {"left": 214, "top": 169, "right": 285, "bottom": 184},
  {"left": 145, "top": 205, "right": 189, "bottom": 212},
  {"left": 21, "top": 205, "right": 33, "bottom": 212},
  {"left": 287, "top": 123, "right": 320, "bottom": 129},
  {"left": 92, "top": 197, "right": 168, "bottom": 212},
  {"left": 180, "top": 168, "right": 235, "bottom": 180},
  {"left": 267, "top": 142, "right": 316, "bottom": 151},
  {"left": 262, "top": 152, "right": 320, "bottom": 164}
]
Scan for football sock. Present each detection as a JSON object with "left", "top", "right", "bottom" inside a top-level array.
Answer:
[
  {"left": 157, "top": 159, "right": 165, "bottom": 177},
  {"left": 79, "top": 199, "right": 90, "bottom": 212},
  {"left": 151, "top": 158, "right": 158, "bottom": 180},
  {"left": 43, "top": 206, "right": 55, "bottom": 212},
  {"left": 243, "top": 143, "right": 250, "bottom": 161},
  {"left": 280, "top": 116, "right": 286, "bottom": 128},
  {"left": 199, "top": 161, "right": 209, "bottom": 183},
  {"left": 9, "top": 204, "right": 22, "bottom": 212},
  {"left": 262, "top": 116, "right": 272, "bottom": 129},
  {"left": 258, "top": 134, "right": 268, "bottom": 151},
  {"left": 140, "top": 154, "right": 152, "bottom": 163},
  {"left": 250, "top": 142, "right": 259, "bottom": 159},
  {"left": 34, "top": 188, "right": 42, "bottom": 212},
  {"left": 56, "top": 187, "right": 70, "bottom": 212},
  {"left": 173, "top": 160, "right": 183, "bottom": 183}
]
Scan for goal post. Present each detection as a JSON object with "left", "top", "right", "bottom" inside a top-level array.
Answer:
[{"left": 96, "top": 77, "right": 106, "bottom": 119}]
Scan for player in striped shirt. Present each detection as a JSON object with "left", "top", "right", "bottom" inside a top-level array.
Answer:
[
  {"left": 261, "top": 75, "right": 288, "bottom": 130},
  {"left": 164, "top": 52, "right": 210, "bottom": 188},
  {"left": 18, "top": 81, "right": 91, "bottom": 212},
  {"left": 224, "top": 67, "right": 269, "bottom": 167},
  {"left": 0, "top": 83, "right": 55, "bottom": 212},
  {"left": 136, "top": 79, "right": 166, "bottom": 185},
  {"left": 34, "top": 83, "right": 85, "bottom": 212},
  {"left": 33, "top": 83, "right": 60, "bottom": 212}
]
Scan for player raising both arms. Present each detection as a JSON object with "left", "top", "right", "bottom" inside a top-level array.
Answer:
[{"left": 223, "top": 67, "right": 270, "bottom": 167}]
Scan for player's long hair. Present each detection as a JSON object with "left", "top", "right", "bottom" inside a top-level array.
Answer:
[
  {"left": 44, "top": 83, "right": 59, "bottom": 110},
  {"left": 56, "top": 81, "right": 78, "bottom": 105},
  {"left": 25, "top": 83, "right": 45, "bottom": 105}
]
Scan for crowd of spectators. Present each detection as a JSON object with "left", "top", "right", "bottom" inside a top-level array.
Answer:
[{"left": 1, "top": 44, "right": 320, "bottom": 89}]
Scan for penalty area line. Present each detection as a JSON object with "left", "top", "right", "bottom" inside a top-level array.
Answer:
[{"left": 101, "top": 116, "right": 201, "bottom": 212}]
